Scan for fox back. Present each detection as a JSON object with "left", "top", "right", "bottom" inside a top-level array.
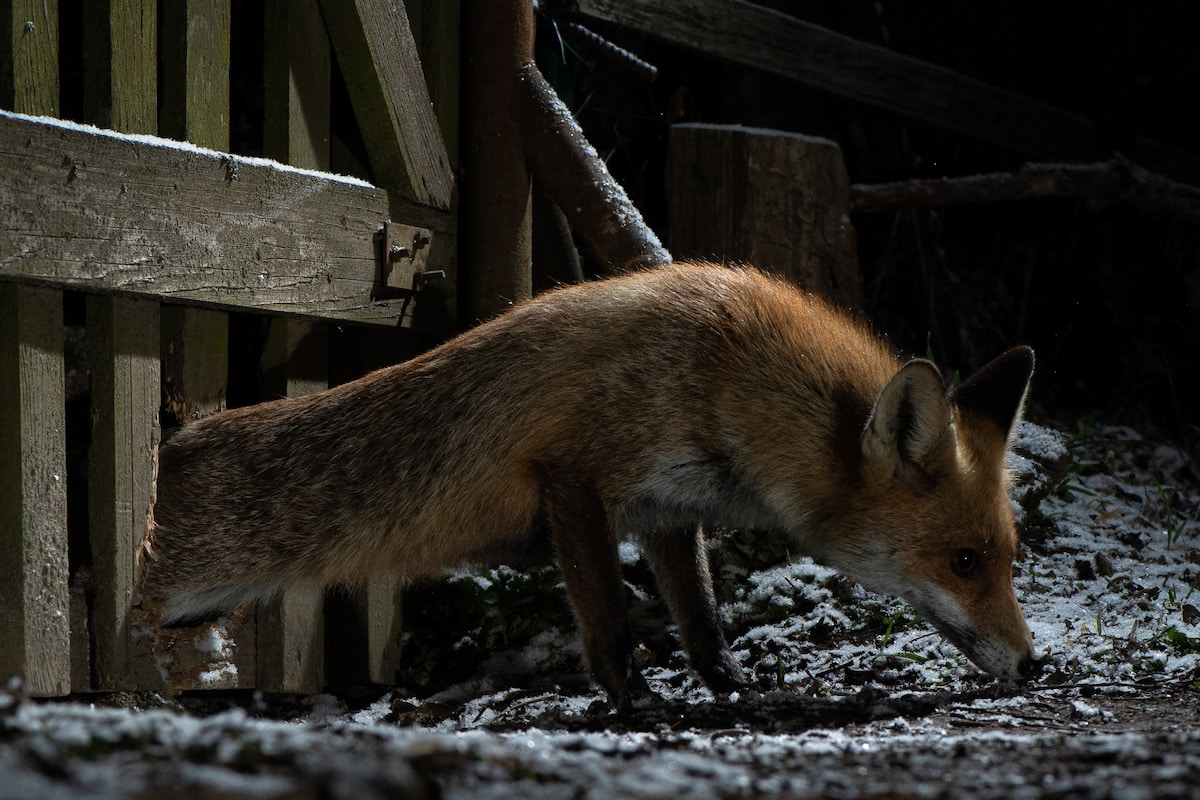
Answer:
[{"left": 144, "top": 263, "right": 1036, "bottom": 706}]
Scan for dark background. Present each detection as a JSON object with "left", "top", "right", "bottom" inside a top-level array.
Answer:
[
  {"left": 52, "top": 0, "right": 1200, "bottom": 441},
  {"left": 541, "top": 1, "right": 1200, "bottom": 442}
]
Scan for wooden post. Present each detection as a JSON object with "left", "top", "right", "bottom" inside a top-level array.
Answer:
[
  {"left": 0, "top": 0, "right": 69, "bottom": 698},
  {"left": 159, "top": 0, "right": 230, "bottom": 151},
  {"left": 458, "top": 0, "right": 534, "bottom": 324},
  {"left": 0, "top": 284, "right": 70, "bottom": 696},
  {"left": 668, "top": 123, "right": 863, "bottom": 309}
]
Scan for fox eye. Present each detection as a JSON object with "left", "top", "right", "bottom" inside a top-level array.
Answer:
[{"left": 950, "top": 548, "right": 980, "bottom": 578}]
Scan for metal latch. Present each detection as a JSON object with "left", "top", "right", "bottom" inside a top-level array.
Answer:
[{"left": 376, "top": 220, "right": 434, "bottom": 300}]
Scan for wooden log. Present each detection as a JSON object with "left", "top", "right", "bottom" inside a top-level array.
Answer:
[
  {"left": 0, "top": 109, "right": 424, "bottom": 324},
  {"left": 668, "top": 123, "right": 862, "bottom": 308},
  {"left": 849, "top": 158, "right": 1200, "bottom": 221},
  {"left": 320, "top": 0, "right": 454, "bottom": 210},
  {"left": 87, "top": 296, "right": 159, "bottom": 690},
  {"left": 560, "top": 0, "right": 1096, "bottom": 161},
  {"left": 0, "top": 283, "right": 71, "bottom": 696}
]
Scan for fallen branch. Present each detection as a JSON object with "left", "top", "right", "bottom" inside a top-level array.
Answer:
[
  {"left": 517, "top": 62, "right": 672, "bottom": 273},
  {"left": 850, "top": 157, "right": 1200, "bottom": 220}
]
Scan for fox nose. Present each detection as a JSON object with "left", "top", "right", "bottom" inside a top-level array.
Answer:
[{"left": 1016, "top": 651, "right": 1043, "bottom": 679}]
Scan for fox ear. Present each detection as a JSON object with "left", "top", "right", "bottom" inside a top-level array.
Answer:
[
  {"left": 951, "top": 346, "right": 1034, "bottom": 448},
  {"left": 862, "top": 359, "right": 953, "bottom": 482}
]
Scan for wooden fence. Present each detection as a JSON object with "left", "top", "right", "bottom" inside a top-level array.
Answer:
[
  {"left": 1, "top": 0, "right": 457, "bottom": 695},
  {"left": 8, "top": 0, "right": 1192, "bottom": 699}
]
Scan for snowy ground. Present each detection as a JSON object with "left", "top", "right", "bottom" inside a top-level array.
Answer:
[{"left": 2, "top": 421, "right": 1199, "bottom": 798}]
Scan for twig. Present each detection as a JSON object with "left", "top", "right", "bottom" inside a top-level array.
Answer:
[{"left": 563, "top": 22, "right": 659, "bottom": 82}]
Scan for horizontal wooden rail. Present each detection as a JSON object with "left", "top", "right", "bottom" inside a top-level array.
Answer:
[
  {"left": 0, "top": 110, "right": 452, "bottom": 325},
  {"left": 558, "top": 0, "right": 1097, "bottom": 161}
]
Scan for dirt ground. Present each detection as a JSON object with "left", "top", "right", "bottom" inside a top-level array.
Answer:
[{"left": 4, "top": 681, "right": 1199, "bottom": 799}]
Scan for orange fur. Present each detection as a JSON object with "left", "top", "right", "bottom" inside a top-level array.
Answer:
[{"left": 144, "top": 263, "right": 1036, "bottom": 705}]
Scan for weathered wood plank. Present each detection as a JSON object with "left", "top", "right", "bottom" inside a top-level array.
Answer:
[
  {"left": 563, "top": 0, "right": 1097, "bottom": 161},
  {"left": 0, "top": 283, "right": 71, "bottom": 696},
  {"left": 0, "top": 110, "right": 425, "bottom": 324},
  {"left": 669, "top": 123, "right": 861, "bottom": 308},
  {"left": 1, "top": 4, "right": 68, "bottom": 696},
  {"left": 87, "top": 296, "right": 159, "bottom": 690},
  {"left": 2, "top": 0, "right": 59, "bottom": 116},
  {"left": 320, "top": 0, "right": 454, "bottom": 210}
]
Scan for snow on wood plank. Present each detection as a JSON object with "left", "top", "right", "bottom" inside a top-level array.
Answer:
[{"left": 0, "top": 110, "right": 449, "bottom": 325}]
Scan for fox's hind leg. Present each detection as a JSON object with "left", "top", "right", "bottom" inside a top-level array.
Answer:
[
  {"left": 640, "top": 526, "right": 748, "bottom": 693},
  {"left": 537, "top": 470, "right": 646, "bottom": 710}
]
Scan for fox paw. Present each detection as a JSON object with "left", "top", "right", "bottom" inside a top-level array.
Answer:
[{"left": 697, "top": 650, "right": 749, "bottom": 694}]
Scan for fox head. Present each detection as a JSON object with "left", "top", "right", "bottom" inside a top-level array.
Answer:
[{"left": 820, "top": 346, "right": 1038, "bottom": 679}]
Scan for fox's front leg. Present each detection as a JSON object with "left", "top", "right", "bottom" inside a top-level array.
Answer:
[
  {"left": 538, "top": 470, "right": 646, "bottom": 709},
  {"left": 640, "top": 527, "right": 748, "bottom": 693}
]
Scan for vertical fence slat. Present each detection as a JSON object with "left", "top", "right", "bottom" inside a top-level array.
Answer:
[
  {"left": 255, "top": 0, "right": 332, "bottom": 694},
  {"left": 2, "top": 0, "right": 68, "bottom": 698},
  {"left": 81, "top": 0, "right": 160, "bottom": 693},
  {"left": 83, "top": 0, "right": 157, "bottom": 131},
  {"left": 0, "top": 284, "right": 70, "bottom": 696},
  {"left": 256, "top": 319, "right": 328, "bottom": 693},
  {"left": 2, "top": 0, "right": 59, "bottom": 116},
  {"left": 87, "top": 296, "right": 159, "bottom": 690},
  {"left": 366, "top": 576, "right": 404, "bottom": 684},
  {"left": 155, "top": 0, "right": 249, "bottom": 689}
]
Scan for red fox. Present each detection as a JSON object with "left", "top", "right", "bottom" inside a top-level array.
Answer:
[{"left": 143, "top": 262, "right": 1037, "bottom": 706}]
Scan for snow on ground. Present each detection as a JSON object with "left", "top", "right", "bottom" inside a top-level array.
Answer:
[{"left": 2, "top": 421, "right": 1199, "bottom": 798}]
